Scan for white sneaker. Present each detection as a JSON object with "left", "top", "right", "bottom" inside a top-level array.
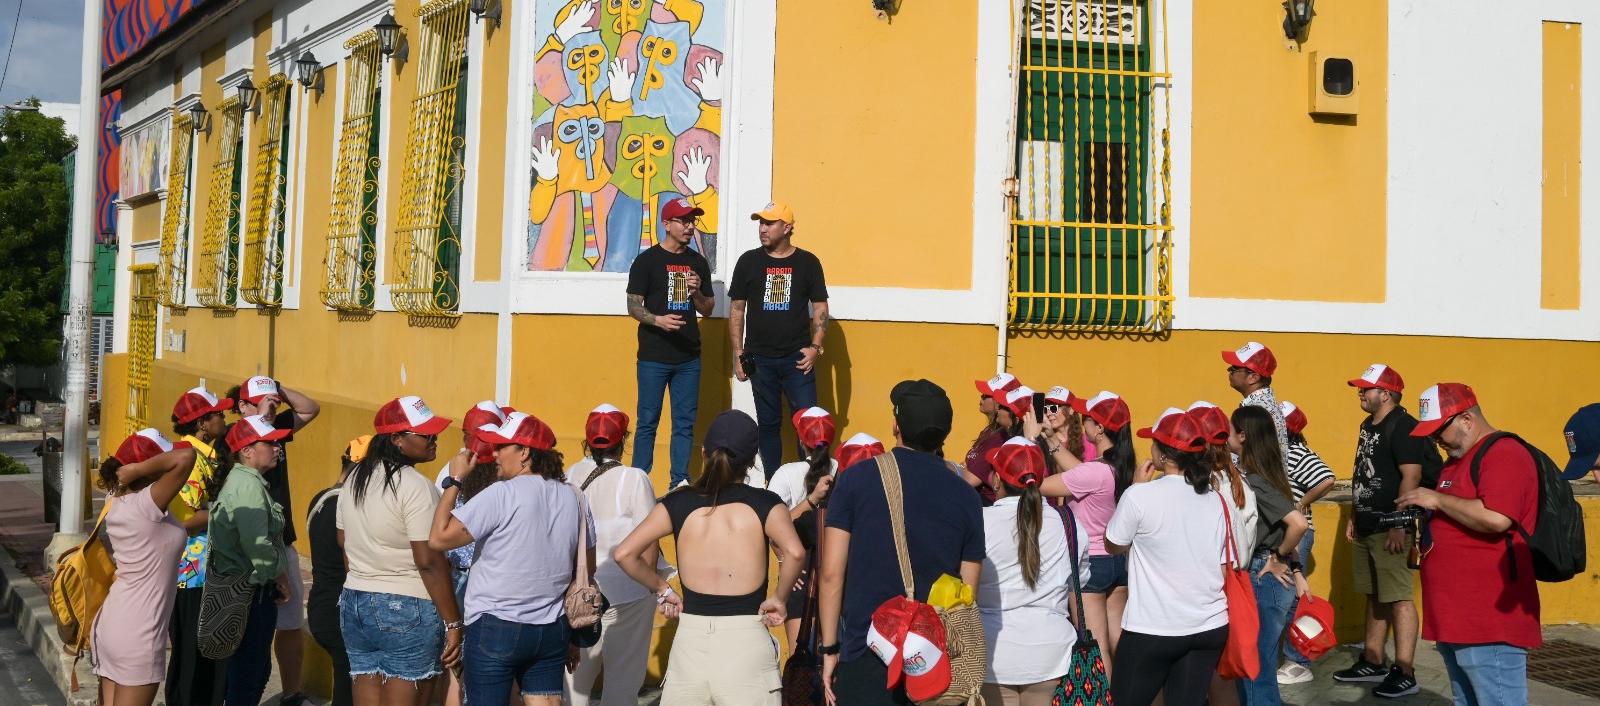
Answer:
[{"left": 1277, "top": 662, "right": 1314, "bottom": 685}]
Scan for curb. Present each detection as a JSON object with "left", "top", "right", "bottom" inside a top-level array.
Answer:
[{"left": 0, "top": 556, "right": 94, "bottom": 705}]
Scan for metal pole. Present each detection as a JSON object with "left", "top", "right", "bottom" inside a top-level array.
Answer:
[{"left": 53, "top": 0, "right": 104, "bottom": 550}]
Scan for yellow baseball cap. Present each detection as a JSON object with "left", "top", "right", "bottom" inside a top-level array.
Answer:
[
  {"left": 750, "top": 201, "right": 795, "bottom": 225},
  {"left": 346, "top": 434, "right": 374, "bottom": 463}
]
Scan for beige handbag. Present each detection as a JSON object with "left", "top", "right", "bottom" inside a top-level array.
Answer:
[{"left": 564, "top": 486, "right": 604, "bottom": 630}]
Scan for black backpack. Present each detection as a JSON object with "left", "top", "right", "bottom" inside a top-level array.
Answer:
[{"left": 1468, "top": 432, "right": 1586, "bottom": 582}]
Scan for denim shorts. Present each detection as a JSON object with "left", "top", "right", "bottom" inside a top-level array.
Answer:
[
  {"left": 339, "top": 588, "right": 444, "bottom": 682},
  {"left": 464, "top": 614, "right": 570, "bottom": 700},
  {"left": 1082, "top": 554, "right": 1128, "bottom": 593}
]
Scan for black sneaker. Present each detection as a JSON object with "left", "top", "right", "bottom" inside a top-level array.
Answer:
[
  {"left": 1332, "top": 657, "right": 1389, "bottom": 683},
  {"left": 1373, "top": 666, "right": 1420, "bottom": 698}
]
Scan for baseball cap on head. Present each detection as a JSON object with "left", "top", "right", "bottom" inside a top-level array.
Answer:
[
  {"left": 1137, "top": 407, "right": 1207, "bottom": 453},
  {"left": 1221, "top": 341, "right": 1277, "bottom": 378},
  {"left": 991, "top": 386, "right": 1036, "bottom": 420},
  {"left": 1071, "top": 391, "right": 1131, "bottom": 433},
  {"left": 660, "top": 197, "right": 705, "bottom": 222},
  {"left": 173, "top": 385, "right": 234, "bottom": 424},
  {"left": 113, "top": 428, "right": 190, "bottom": 465},
  {"left": 1561, "top": 403, "right": 1600, "bottom": 480},
  {"left": 585, "top": 403, "right": 631, "bottom": 450},
  {"left": 985, "top": 437, "right": 1045, "bottom": 489},
  {"left": 973, "top": 373, "right": 1020, "bottom": 397},
  {"left": 749, "top": 201, "right": 795, "bottom": 224},
  {"left": 374, "top": 395, "right": 453, "bottom": 436},
  {"left": 1280, "top": 401, "right": 1308, "bottom": 435},
  {"left": 476, "top": 411, "right": 557, "bottom": 451},
  {"left": 891, "top": 380, "right": 953, "bottom": 449},
  {"left": 793, "top": 407, "right": 836, "bottom": 450},
  {"left": 1409, "top": 383, "right": 1479, "bottom": 437},
  {"left": 704, "top": 410, "right": 760, "bottom": 469},
  {"left": 225, "top": 414, "right": 292, "bottom": 452},
  {"left": 1044, "top": 386, "right": 1079, "bottom": 407},
  {"left": 1186, "top": 401, "right": 1230, "bottom": 445},
  {"left": 1348, "top": 363, "right": 1404, "bottom": 394},
  {"left": 462, "top": 401, "right": 512, "bottom": 432},
  {"left": 346, "top": 435, "right": 374, "bottom": 463},
  {"left": 836, "top": 433, "right": 887, "bottom": 472},
  {"left": 240, "top": 375, "right": 281, "bottom": 405}
]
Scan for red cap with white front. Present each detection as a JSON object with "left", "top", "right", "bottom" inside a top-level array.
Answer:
[
  {"left": 1347, "top": 363, "right": 1404, "bottom": 393},
  {"left": 984, "top": 436, "right": 1045, "bottom": 489},
  {"left": 974, "top": 373, "right": 1021, "bottom": 397},
  {"left": 1044, "top": 386, "right": 1079, "bottom": 407},
  {"left": 173, "top": 385, "right": 234, "bottom": 424},
  {"left": 1280, "top": 401, "right": 1308, "bottom": 435},
  {"left": 476, "top": 411, "right": 557, "bottom": 451},
  {"left": 585, "top": 404, "right": 630, "bottom": 450},
  {"left": 659, "top": 196, "right": 705, "bottom": 222},
  {"left": 1137, "top": 407, "right": 1207, "bottom": 452},
  {"left": 225, "top": 414, "right": 292, "bottom": 452},
  {"left": 793, "top": 407, "right": 836, "bottom": 450},
  {"left": 374, "top": 396, "right": 453, "bottom": 436},
  {"left": 113, "top": 428, "right": 190, "bottom": 465},
  {"left": 462, "top": 401, "right": 512, "bottom": 432},
  {"left": 898, "top": 601, "right": 953, "bottom": 701},
  {"left": 992, "top": 386, "right": 1036, "bottom": 419},
  {"left": 1185, "top": 401, "right": 1230, "bottom": 445},
  {"left": 1410, "top": 383, "right": 1478, "bottom": 437},
  {"left": 1222, "top": 341, "right": 1277, "bottom": 378},
  {"left": 836, "top": 433, "right": 886, "bottom": 472},
  {"left": 1071, "top": 391, "right": 1131, "bottom": 432},
  {"left": 240, "top": 375, "right": 280, "bottom": 405}
]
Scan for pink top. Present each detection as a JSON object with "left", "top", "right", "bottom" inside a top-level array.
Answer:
[
  {"left": 1080, "top": 434, "right": 1099, "bottom": 462},
  {"left": 1064, "top": 460, "right": 1117, "bottom": 556},
  {"left": 92, "top": 486, "right": 187, "bottom": 685}
]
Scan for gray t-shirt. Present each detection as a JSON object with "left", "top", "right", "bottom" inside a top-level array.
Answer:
[
  {"left": 453, "top": 474, "right": 595, "bottom": 625},
  {"left": 1244, "top": 471, "right": 1296, "bottom": 557}
]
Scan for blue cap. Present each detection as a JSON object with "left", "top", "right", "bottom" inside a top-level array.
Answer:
[{"left": 1562, "top": 403, "right": 1600, "bottom": 481}]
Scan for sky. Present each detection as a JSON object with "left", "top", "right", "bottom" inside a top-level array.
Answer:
[{"left": 0, "top": 0, "right": 84, "bottom": 107}]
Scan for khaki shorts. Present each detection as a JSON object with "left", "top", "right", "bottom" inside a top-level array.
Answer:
[
  {"left": 1352, "top": 532, "right": 1414, "bottom": 603},
  {"left": 660, "top": 614, "right": 781, "bottom": 706}
]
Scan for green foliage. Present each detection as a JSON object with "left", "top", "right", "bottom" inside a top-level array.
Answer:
[
  {"left": 0, "top": 98, "right": 74, "bottom": 366},
  {"left": 0, "top": 454, "right": 29, "bottom": 476}
]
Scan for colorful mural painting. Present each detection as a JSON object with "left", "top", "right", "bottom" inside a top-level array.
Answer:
[
  {"left": 101, "top": 0, "right": 209, "bottom": 69},
  {"left": 527, "top": 0, "right": 725, "bottom": 273},
  {"left": 118, "top": 113, "right": 169, "bottom": 199},
  {"left": 97, "top": 92, "right": 122, "bottom": 247}
]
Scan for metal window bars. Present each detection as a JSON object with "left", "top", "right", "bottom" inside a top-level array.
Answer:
[
  {"left": 157, "top": 111, "right": 195, "bottom": 309},
  {"left": 195, "top": 96, "right": 244, "bottom": 310},
  {"left": 127, "top": 264, "right": 158, "bottom": 431},
  {"left": 321, "top": 33, "right": 383, "bottom": 313},
  {"left": 242, "top": 74, "right": 293, "bottom": 307},
  {"left": 1009, "top": 0, "right": 1174, "bottom": 333}
]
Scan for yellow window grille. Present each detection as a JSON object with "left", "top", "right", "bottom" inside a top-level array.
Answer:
[
  {"left": 127, "top": 264, "right": 158, "bottom": 431},
  {"left": 390, "top": 0, "right": 469, "bottom": 320},
  {"left": 195, "top": 97, "right": 245, "bottom": 310},
  {"left": 242, "top": 74, "right": 293, "bottom": 307},
  {"left": 321, "top": 33, "right": 383, "bottom": 313},
  {"left": 158, "top": 111, "right": 195, "bottom": 309},
  {"left": 1009, "top": 0, "right": 1174, "bottom": 333}
]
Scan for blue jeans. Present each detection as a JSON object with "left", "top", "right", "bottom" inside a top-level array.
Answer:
[
  {"left": 339, "top": 588, "right": 445, "bottom": 682},
  {"left": 1239, "top": 552, "right": 1294, "bottom": 706},
  {"left": 1282, "top": 527, "right": 1315, "bottom": 665},
  {"left": 464, "top": 614, "right": 570, "bottom": 702},
  {"left": 634, "top": 359, "right": 702, "bottom": 486},
  {"left": 225, "top": 586, "right": 278, "bottom": 706},
  {"left": 1438, "top": 642, "right": 1527, "bottom": 706},
  {"left": 749, "top": 351, "right": 817, "bottom": 478}
]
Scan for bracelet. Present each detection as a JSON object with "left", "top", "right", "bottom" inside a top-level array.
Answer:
[{"left": 443, "top": 620, "right": 464, "bottom": 631}]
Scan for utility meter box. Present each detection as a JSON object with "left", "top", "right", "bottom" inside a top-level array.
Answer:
[{"left": 1309, "top": 52, "right": 1358, "bottom": 116}]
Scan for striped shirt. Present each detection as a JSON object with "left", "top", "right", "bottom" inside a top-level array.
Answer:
[{"left": 1285, "top": 442, "right": 1335, "bottom": 530}]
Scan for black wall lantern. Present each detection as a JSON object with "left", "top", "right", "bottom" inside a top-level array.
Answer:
[
  {"left": 236, "top": 76, "right": 259, "bottom": 116},
  {"left": 295, "top": 51, "right": 323, "bottom": 93},
  {"left": 1283, "top": 0, "right": 1315, "bottom": 41},
  {"left": 101, "top": 226, "right": 117, "bottom": 248},
  {"left": 375, "top": 13, "right": 402, "bottom": 59},
  {"left": 469, "top": 0, "right": 502, "bottom": 27},
  {"left": 187, "top": 102, "right": 211, "bottom": 135}
]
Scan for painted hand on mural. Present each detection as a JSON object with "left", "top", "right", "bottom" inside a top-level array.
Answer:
[
  {"left": 690, "top": 56, "right": 723, "bottom": 103},
  {"left": 676, "top": 147, "right": 712, "bottom": 196},
  {"left": 556, "top": 0, "right": 598, "bottom": 45},
  {"left": 607, "top": 57, "right": 637, "bottom": 103},
  {"left": 532, "top": 136, "right": 561, "bottom": 182}
]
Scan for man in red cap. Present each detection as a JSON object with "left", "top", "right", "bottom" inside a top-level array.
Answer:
[
  {"left": 1335, "top": 363, "right": 1437, "bottom": 697},
  {"left": 730, "top": 200, "right": 831, "bottom": 479},
  {"left": 625, "top": 197, "right": 715, "bottom": 489},
  {"left": 1397, "top": 383, "right": 1540, "bottom": 706},
  {"left": 1222, "top": 341, "right": 1289, "bottom": 457}
]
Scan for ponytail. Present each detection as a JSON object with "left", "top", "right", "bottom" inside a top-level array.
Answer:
[
  {"left": 1157, "top": 442, "right": 1214, "bottom": 495},
  {"left": 1008, "top": 482, "right": 1044, "bottom": 590},
  {"left": 802, "top": 442, "right": 833, "bottom": 506},
  {"left": 689, "top": 447, "right": 750, "bottom": 510},
  {"left": 1064, "top": 413, "right": 1085, "bottom": 459},
  {"left": 202, "top": 442, "right": 235, "bottom": 501},
  {"left": 1206, "top": 444, "right": 1246, "bottom": 509},
  {"left": 458, "top": 461, "right": 498, "bottom": 502},
  {"left": 96, "top": 457, "right": 122, "bottom": 492},
  {"left": 1102, "top": 425, "right": 1137, "bottom": 501}
]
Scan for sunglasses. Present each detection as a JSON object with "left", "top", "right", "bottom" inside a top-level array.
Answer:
[
  {"left": 1428, "top": 414, "right": 1461, "bottom": 442},
  {"left": 1044, "top": 404, "right": 1063, "bottom": 414},
  {"left": 1227, "top": 366, "right": 1252, "bottom": 375},
  {"left": 398, "top": 431, "right": 437, "bottom": 442}
]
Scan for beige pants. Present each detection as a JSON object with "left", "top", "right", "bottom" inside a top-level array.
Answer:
[
  {"left": 660, "top": 613, "right": 781, "bottom": 706},
  {"left": 981, "top": 679, "right": 1060, "bottom": 706},
  {"left": 566, "top": 598, "right": 657, "bottom": 706}
]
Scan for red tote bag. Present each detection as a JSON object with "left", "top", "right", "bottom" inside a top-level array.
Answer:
[{"left": 1216, "top": 493, "right": 1260, "bottom": 680}]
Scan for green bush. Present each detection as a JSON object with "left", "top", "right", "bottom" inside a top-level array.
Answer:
[{"left": 0, "top": 454, "right": 29, "bottom": 475}]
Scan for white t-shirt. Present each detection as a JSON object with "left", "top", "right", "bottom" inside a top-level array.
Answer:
[
  {"left": 1214, "top": 471, "right": 1259, "bottom": 567},
  {"left": 767, "top": 459, "right": 839, "bottom": 509},
  {"left": 978, "top": 497, "right": 1092, "bottom": 684},
  {"left": 337, "top": 464, "right": 441, "bottom": 600},
  {"left": 1104, "top": 475, "right": 1229, "bottom": 636},
  {"left": 565, "top": 458, "right": 659, "bottom": 605}
]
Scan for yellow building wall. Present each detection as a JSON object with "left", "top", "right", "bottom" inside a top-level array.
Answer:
[
  {"left": 1189, "top": 1, "right": 1387, "bottom": 302},
  {"left": 770, "top": 4, "right": 975, "bottom": 290},
  {"left": 473, "top": 7, "right": 513, "bottom": 283},
  {"left": 130, "top": 199, "right": 163, "bottom": 243},
  {"left": 1542, "top": 21, "right": 1582, "bottom": 310}
]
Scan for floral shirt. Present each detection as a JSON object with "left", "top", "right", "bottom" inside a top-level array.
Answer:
[
  {"left": 172, "top": 435, "right": 219, "bottom": 588},
  {"left": 1240, "top": 387, "right": 1289, "bottom": 466}
]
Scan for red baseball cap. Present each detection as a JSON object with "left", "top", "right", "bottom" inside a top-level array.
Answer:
[
  {"left": 984, "top": 437, "right": 1045, "bottom": 489},
  {"left": 897, "top": 602, "right": 953, "bottom": 701},
  {"left": 1348, "top": 363, "right": 1405, "bottom": 394},
  {"left": 1288, "top": 593, "right": 1338, "bottom": 661},
  {"left": 476, "top": 411, "right": 557, "bottom": 451},
  {"left": 113, "top": 428, "right": 190, "bottom": 465},
  {"left": 991, "top": 386, "right": 1035, "bottom": 419},
  {"left": 1222, "top": 341, "right": 1277, "bottom": 378},
  {"left": 1071, "top": 391, "right": 1131, "bottom": 433},
  {"left": 463, "top": 401, "right": 512, "bottom": 432},
  {"left": 793, "top": 407, "right": 836, "bottom": 450},
  {"left": 225, "top": 414, "right": 292, "bottom": 452},
  {"left": 1043, "top": 385, "right": 1079, "bottom": 408},
  {"left": 974, "top": 373, "right": 1021, "bottom": 397},
  {"left": 585, "top": 404, "right": 630, "bottom": 449},
  {"left": 1280, "top": 401, "right": 1308, "bottom": 435},
  {"left": 867, "top": 596, "right": 912, "bottom": 673},
  {"left": 1137, "top": 407, "right": 1207, "bottom": 453},
  {"left": 239, "top": 375, "right": 280, "bottom": 405},
  {"left": 173, "top": 385, "right": 234, "bottom": 424},
  {"left": 1410, "top": 383, "right": 1478, "bottom": 437},
  {"left": 836, "top": 433, "right": 886, "bottom": 472},
  {"left": 1186, "top": 401, "right": 1231, "bottom": 445},
  {"left": 374, "top": 396, "right": 453, "bottom": 436},
  {"left": 660, "top": 197, "right": 705, "bottom": 222}
]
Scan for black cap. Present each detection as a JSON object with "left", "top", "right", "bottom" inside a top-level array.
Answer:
[
  {"left": 704, "top": 409, "right": 759, "bottom": 469},
  {"left": 890, "top": 379, "right": 952, "bottom": 450}
]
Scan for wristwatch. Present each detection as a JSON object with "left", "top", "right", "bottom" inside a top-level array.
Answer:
[
  {"left": 807, "top": 343, "right": 825, "bottom": 356},
  {"left": 440, "top": 476, "right": 463, "bottom": 491},
  {"left": 818, "top": 642, "right": 841, "bottom": 656}
]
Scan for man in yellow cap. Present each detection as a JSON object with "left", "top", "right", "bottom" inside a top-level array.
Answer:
[{"left": 730, "top": 201, "right": 831, "bottom": 480}]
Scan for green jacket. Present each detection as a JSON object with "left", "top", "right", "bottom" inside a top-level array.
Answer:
[{"left": 208, "top": 463, "right": 285, "bottom": 585}]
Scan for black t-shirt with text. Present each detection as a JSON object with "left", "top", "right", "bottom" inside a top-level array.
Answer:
[
  {"left": 1352, "top": 407, "right": 1433, "bottom": 536},
  {"left": 728, "top": 248, "right": 828, "bottom": 358},
  {"left": 626, "top": 245, "right": 714, "bottom": 364},
  {"left": 267, "top": 409, "right": 298, "bottom": 545}
]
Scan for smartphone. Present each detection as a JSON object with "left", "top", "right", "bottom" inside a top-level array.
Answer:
[{"left": 1031, "top": 391, "right": 1047, "bottom": 424}]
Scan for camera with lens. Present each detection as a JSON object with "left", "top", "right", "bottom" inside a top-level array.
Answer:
[{"left": 1373, "top": 507, "right": 1428, "bottom": 531}]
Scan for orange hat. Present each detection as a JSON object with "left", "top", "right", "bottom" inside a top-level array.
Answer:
[
  {"left": 836, "top": 433, "right": 886, "bottom": 472},
  {"left": 750, "top": 200, "right": 795, "bottom": 224},
  {"left": 1136, "top": 408, "right": 1207, "bottom": 453},
  {"left": 1072, "top": 391, "right": 1132, "bottom": 433},
  {"left": 1222, "top": 341, "right": 1277, "bottom": 378},
  {"left": 1410, "top": 383, "right": 1478, "bottom": 437},
  {"left": 345, "top": 435, "right": 373, "bottom": 463},
  {"left": 793, "top": 407, "right": 836, "bottom": 450},
  {"left": 585, "top": 404, "right": 630, "bottom": 449},
  {"left": 1186, "top": 401, "right": 1231, "bottom": 445}
]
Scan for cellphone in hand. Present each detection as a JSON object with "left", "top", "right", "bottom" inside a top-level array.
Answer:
[{"left": 1031, "top": 391, "right": 1048, "bottom": 424}]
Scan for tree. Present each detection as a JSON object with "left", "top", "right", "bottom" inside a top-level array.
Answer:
[{"left": 0, "top": 98, "right": 74, "bottom": 367}]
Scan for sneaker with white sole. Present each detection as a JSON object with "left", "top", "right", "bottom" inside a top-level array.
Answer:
[
  {"left": 1332, "top": 657, "right": 1389, "bottom": 683},
  {"left": 1373, "top": 665, "right": 1420, "bottom": 698},
  {"left": 1277, "top": 662, "right": 1314, "bottom": 685}
]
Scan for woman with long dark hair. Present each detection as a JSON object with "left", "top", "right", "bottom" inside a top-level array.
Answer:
[
  {"left": 1189, "top": 401, "right": 1259, "bottom": 563},
  {"left": 432, "top": 401, "right": 509, "bottom": 706},
  {"left": 1104, "top": 409, "right": 1229, "bottom": 706},
  {"left": 965, "top": 374, "right": 1025, "bottom": 504},
  {"left": 91, "top": 430, "right": 197, "bottom": 706},
  {"left": 765, "top": 407, "right": 838, "bottom": 649},
  {"left": 1228, "top": 405, "right": 1309, "bottom": 706},
  {"left": 979, "top": 437, "right": 1090, "bottom": 705},
  {"left": 613, "top": 410, "right": 806, "bottom": 706},
  {"left": 337, "top": 397, "right": 462, "bottom": 706},
  {"left": 163, "top": 386, "right": 234, "bottom": 706}
]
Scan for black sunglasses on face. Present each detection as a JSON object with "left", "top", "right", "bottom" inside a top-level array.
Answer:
[
  {"left": 398, "top": 431, "right": 437, "bottom": 442},
  {"left": 1227, "top": 366, "right": 1251, "bottom": 375},
  {"left": 1044, "top": 404, "right": 1063, "bottom": 414}
]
